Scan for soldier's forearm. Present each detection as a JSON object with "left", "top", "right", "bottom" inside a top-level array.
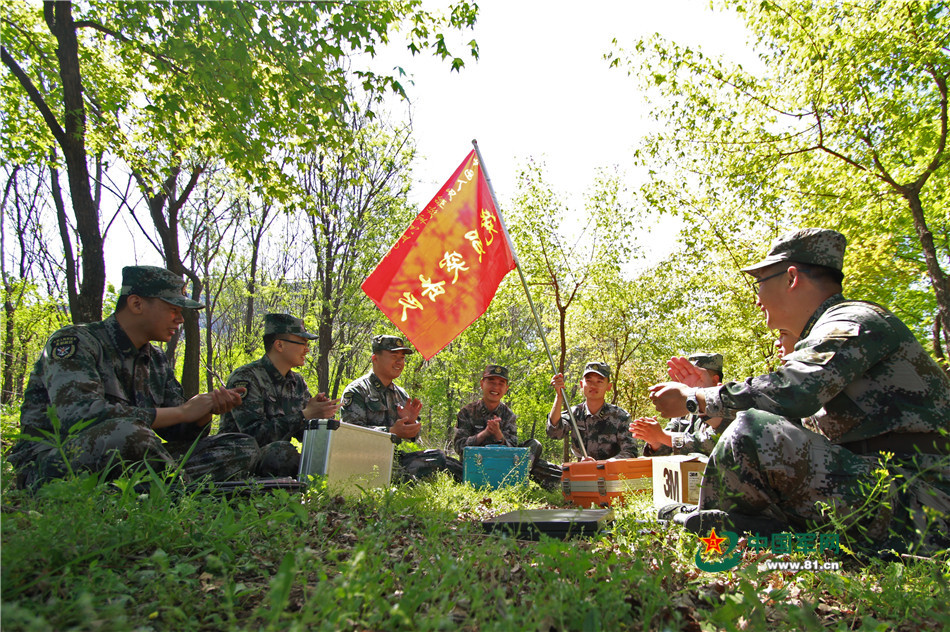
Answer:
[{"left": 152, "top": 406, "right": 187, "bottom": 428}]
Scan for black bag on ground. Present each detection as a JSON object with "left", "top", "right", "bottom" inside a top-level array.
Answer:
[{"left": 398, "top": 449, "right": 463, "bottom": 483}]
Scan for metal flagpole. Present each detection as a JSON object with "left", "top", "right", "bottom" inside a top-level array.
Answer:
[{"left": 472, "top": 139, "right": 588, "bottom": 460}]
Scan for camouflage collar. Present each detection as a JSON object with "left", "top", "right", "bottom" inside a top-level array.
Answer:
[
  {"left": 369, "top": 372, "right": 394, "bottom": 391},
  {"left": 259, "top": 354, "right": 287, "bottom": 383},
  {"left": 106, "top": 314, "right": 147, "bottom": 358},
  {"left": 477, "top": 399, "right": 503, "bottom": 416},
  {"left": 581, "top": 401, "right": 612, "bottom": 418},
  {"left": 799, "top": 293, "right": 846, "bottom": 340}
]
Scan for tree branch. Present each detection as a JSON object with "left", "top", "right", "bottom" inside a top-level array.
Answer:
[
  {"left": 73, "top": 19, "right": 187, "bottom": 74},
  {"left": 0, "top": 46, "right": 66, "bottom": 146}
]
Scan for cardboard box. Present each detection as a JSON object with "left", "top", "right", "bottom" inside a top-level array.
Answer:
[
  {"left": 652, "top": 454, "right": 708, "bottom": 508},
  {"left": 298, "top": 419, "right": 394, "bottom": 495},
  {"left": 463, "top": 446, "right": 531, "bottom": 489}
]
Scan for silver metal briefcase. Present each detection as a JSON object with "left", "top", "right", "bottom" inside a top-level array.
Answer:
[{"left": 297, "top": 419, "right": 395, "bottom": 494}]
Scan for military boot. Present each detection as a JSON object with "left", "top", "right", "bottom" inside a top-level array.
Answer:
[{"left": 674, "top": 509, "right": 787, "bottom": 536}]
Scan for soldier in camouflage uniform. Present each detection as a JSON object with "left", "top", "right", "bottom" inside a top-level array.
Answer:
[
  {"left": 340, "top": 334, "right": 462, "bottom": 482},
  {"left": 454, "top": 364, "right": 562, "bottom": 489},
  {"left": 218, "top": 314, "right": 341, "bottom": 477},
  {"left": 547, "top": 361, "right": 638, "bottom": 461},
  {"left": 632, "top": 353, "right": 727, "bottom": 457},
  {"left": 650, "top": 228, "right": 950, "bottom": 555},
  {"left": 9, "top": 266, "right": 260, "bottom": 490}
]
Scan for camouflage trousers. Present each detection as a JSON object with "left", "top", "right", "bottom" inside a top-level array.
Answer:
[
  {"left": 519, "top": 438, "right": 562, "bottom": 490},
  {"left": 258, "top": 441, "right": 300, "bottom": 478},
  {"left": 701, "top": 410, "right": 950, "bottom": 555},
  {"left": 16, "top": 417, "right": 260, "bottom": 490}
]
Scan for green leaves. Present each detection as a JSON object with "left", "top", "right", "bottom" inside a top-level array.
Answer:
[{"left": 608, "top": 0, "right": 950, "bottom": 350}]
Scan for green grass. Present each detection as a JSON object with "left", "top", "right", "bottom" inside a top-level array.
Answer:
[{"left": 2, "top": 425, "right": 949, "bottom": 630}]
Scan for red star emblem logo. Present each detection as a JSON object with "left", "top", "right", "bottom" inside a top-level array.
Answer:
[{"left": 699, "top": 528, "right": 728, "bottom": 555}]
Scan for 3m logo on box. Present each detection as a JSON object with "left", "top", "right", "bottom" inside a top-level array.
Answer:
[{"left": 651, "top": 454, "right": 708, "bottom": 508}]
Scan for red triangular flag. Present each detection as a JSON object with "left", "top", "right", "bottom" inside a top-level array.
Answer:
[{"left": 361, "top": 149, "right": 516, "bottom": 360}]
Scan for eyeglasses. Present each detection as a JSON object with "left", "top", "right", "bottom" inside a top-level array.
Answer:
[
  {"left": 752, "top": 269, "right": 787, "bottom": 293},
  {"left": 278, "top": 338, "right": 309, "bottom": 347}
]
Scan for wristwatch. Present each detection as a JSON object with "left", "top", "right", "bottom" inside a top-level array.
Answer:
[{"left": 685, "top": 391, "right": 700, "bottom": 414}]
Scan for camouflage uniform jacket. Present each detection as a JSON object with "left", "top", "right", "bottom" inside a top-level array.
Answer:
[
  {"left": 453, "top": 400, "right": 518, "bottom": 456},
  {"left": 546, "top": 401, "right": 638, "bottom": 460},
  {"left": 218, "top": 355, "right": 311, "bottom": 445},
  {"left": 643, "top": 414, "right": 727, "bottom": 457},
  {"left": 10, "top": 314, "right": 191, "bottom": 467},
  {"left": 340, "top": 372, "right": 408, "bottom": 433},
  {"left": 701, "top": 294, "right": 950, "bottom": 443}
]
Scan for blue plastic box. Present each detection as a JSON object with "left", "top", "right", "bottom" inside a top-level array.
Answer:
[{"left": 463, "top": 446, "right": 531, "bottom": 489}]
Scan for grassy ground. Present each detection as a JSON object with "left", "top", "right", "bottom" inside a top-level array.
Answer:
[{"left": 2, "top": 455, "right": 949, "bottom": 632}]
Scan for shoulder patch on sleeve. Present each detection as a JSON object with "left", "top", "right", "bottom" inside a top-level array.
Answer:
[
  {"left": 341, "top": 394, "right": 352, "bottom": 408},
  {"left": 231, "top": 380, "right": 250, "bottom": 399},
  {"left": 49, "top": 335, "right": 79, "bottom": 360},
  {"left": 785, "top": 349, "right": 836, "bottom": 366},
  {"left": 812, "top": 320, "right": 861, "bottom": 339}
]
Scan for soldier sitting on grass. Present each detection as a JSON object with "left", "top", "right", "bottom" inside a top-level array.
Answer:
[
  {"left": 454, "top": 364, "right": 562, "bottom": 490},
  {"left": 340, "top": 334, "right": 462, "bottom": 482},
  {"left": 630, "top": 353, "right": 727, "bottom": 457},
  {"left": 649, "top": 228, "right": 950, "bottom": 555},
  {"left": 547, "top": 361, "right": 638, "bottom": 461},
  {"left": 9, "top": 266, "right": 259, "bottom": 490},
  {"left": 219, "top": 313, "right": 341, "bottom": 477}
]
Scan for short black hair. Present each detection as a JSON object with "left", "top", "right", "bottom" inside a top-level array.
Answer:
[
  {"left": 793, "top": 261, "right": 844, "bottom": 286},
  {"left": 116, "top": 294, "right": 158, "bottom": 313},
  {"left": 263, "top": 333, "right": 278, "bottom": 353}
]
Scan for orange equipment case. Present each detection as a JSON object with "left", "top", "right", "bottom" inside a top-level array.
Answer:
[{"left": 561, "top": 457, "right": 653, "bottom": 508}]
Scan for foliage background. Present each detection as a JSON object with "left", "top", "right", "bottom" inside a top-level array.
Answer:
[
  {"left": 4, "top": 0, "right": 950, "bottom": 463},
  {"left": 3, "top": 2, "right": 950, "bottom": 629}
]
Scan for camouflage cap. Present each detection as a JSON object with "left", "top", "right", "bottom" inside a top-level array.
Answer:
[
  {"left": 741, "top": 228, "right": 847, "bottom": 274},
  {"left": 688, "top": 352, "right": 724, "bottom": 377},
  {"left": 582, "top": 361, "right": 611, "bottom": 380},
  {"left": 264, "top": 313, "right": 318, "bottom": 340},
  {"left": 482, "top": 364, "right": 509, "bottom": 381},
  {"left": 120, "top": 266, "right": 204, "bottom": 309},
  {"left": 372, "top": 334, "right": 414, "bottom": 354}
]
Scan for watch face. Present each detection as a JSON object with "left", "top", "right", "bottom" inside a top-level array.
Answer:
[{"left": 686, "top": 397, "right": 699, "bottom": 413}]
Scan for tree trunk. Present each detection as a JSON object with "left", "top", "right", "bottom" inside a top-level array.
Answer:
[
  {"left": 46, "top": 1, "right": 104, "bottom": 323},
  {"left": 2, "top": 287, "right": 15, "bottom": 404},
  {"left": 180, "top": 275, "right": 202, "bottom": 398},
  {"left": 1, "top": 168, "right": 19, "bottom": 404},
  {"left": 49, "top": 160, "right": 80, "bottom": 317},
  {"left": 315, "top": 230, "right": 337, "bottom": 394},
  {"left": 244, "top": 220, "right": 260, "bottom": 352},
  {"left": 317, "top": 315, "right": 333, "bottom": 395},
  {"left": 137, "top": 164, "right": 205, "bottom": 398},
  {"left": 932, "top": 317, "right": 947, "bottom": 371},
  {"left": 903, "top": 187, "right": 950, "bottom": 354}
]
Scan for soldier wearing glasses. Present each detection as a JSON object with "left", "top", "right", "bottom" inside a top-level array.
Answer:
[
  {"left": 220, "top": 313, "right": 340, "bottom": 477},
  {"left": 11, "top": 266, "right": 259, "bottom": 489},
  {"left": 649, "top": 228, "right": 950, "bottom": 555}
]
